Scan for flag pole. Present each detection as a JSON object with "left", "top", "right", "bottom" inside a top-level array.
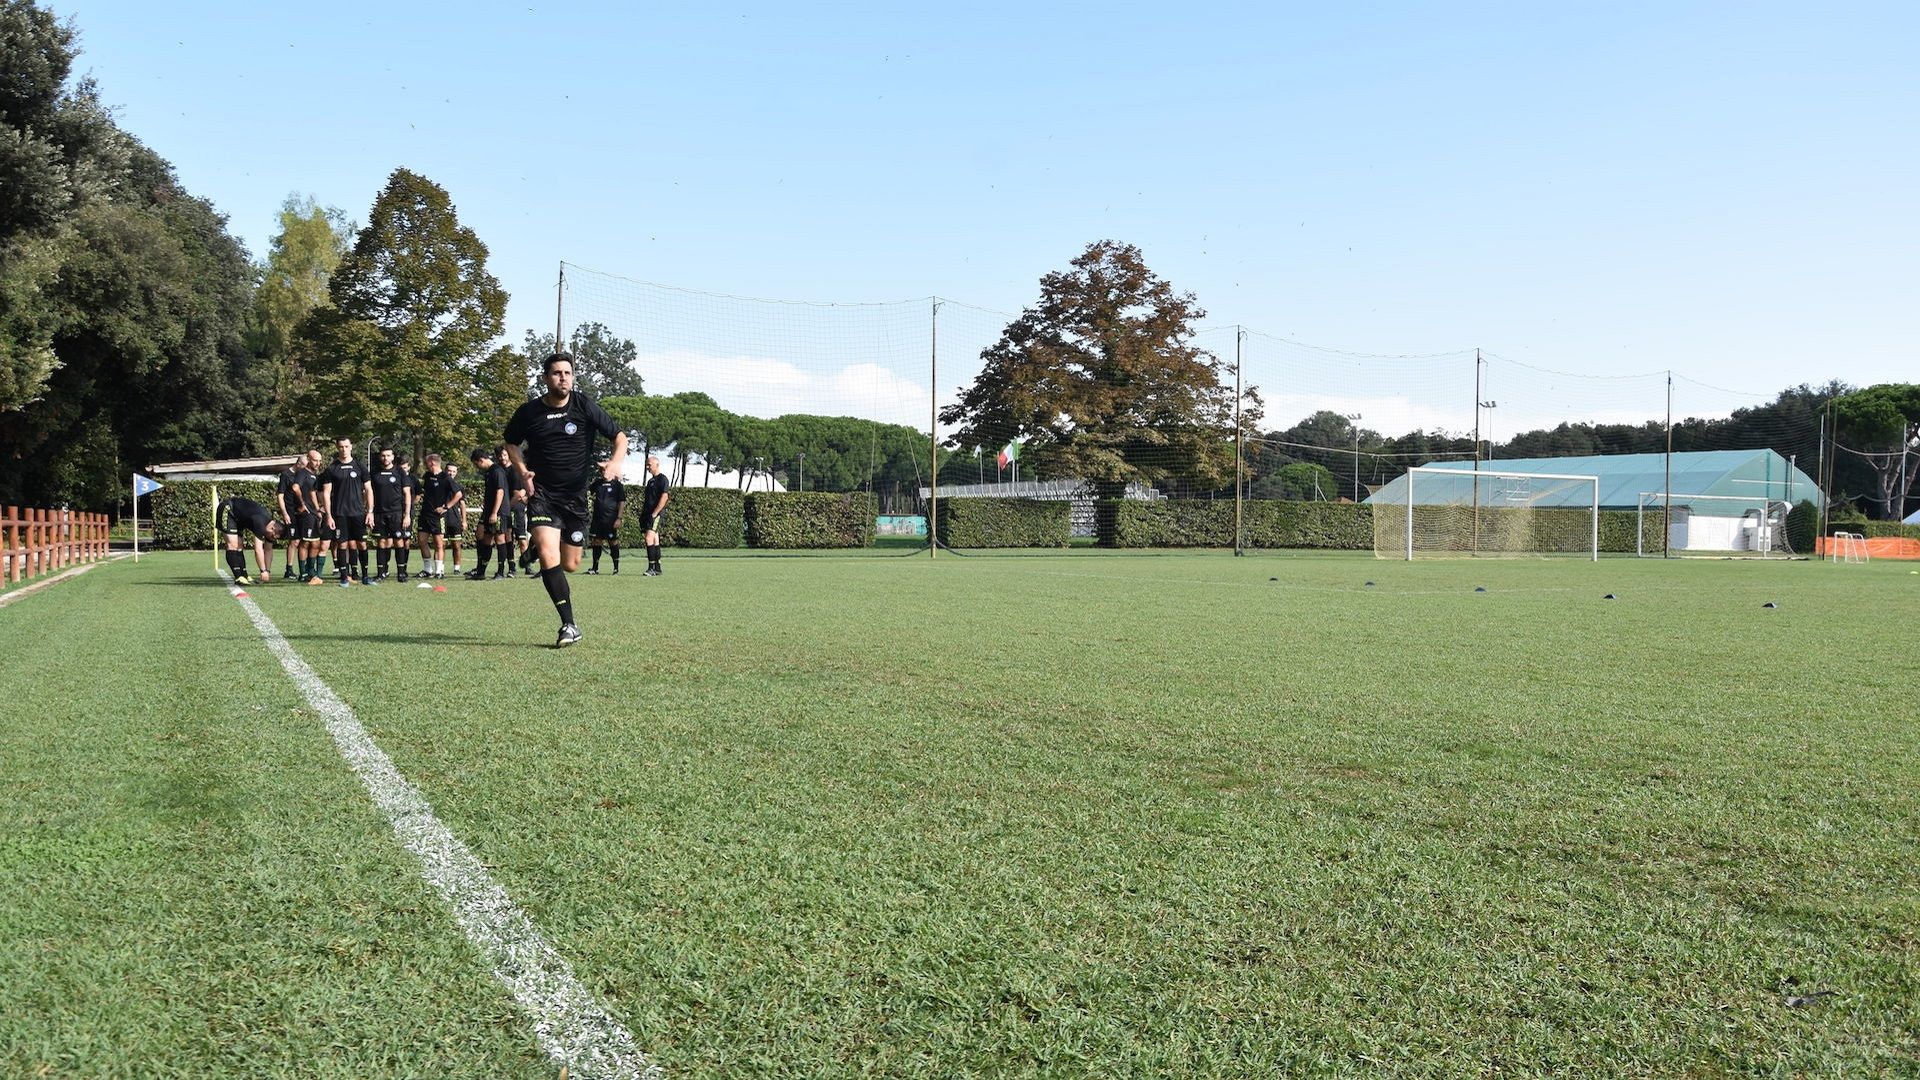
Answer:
[{"left": 132, "top": 479, "right": 140, "bottom": 563}]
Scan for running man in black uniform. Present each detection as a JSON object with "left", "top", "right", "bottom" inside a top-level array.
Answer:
[
  {"left": 318, "top": 437, "right": 373, "bottom": 587},
  {"left": 370, "top": 447, "right": 412, "bottom": 583},
  {"left": 640, "top": 454, "right": 671, "bottom": 576},
  {"left": 216, "top": 495, "right": 287, "bottom": 585},
  {"left": 275, "top": 462, "right": 302, "bottom": 580},
  {"left": 502, "top": 352, "right": 626, "bottom": 646},
  {"left": 586, "top": 471, "right": 626, "bottom": 574}
]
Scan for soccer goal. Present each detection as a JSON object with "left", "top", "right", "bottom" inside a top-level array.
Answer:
[
  {"left": 1374, "top": 466, "right": 1600, "bottom": 560},
  {"left": 1831, "top": 531, "right": 1869, "bottom": 564},
  {"left": 1635, "top": 493, "right": 1795, "bottom": 558}
]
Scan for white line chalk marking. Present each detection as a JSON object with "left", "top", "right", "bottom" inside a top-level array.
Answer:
[{"left": 223, "top": 575, "right": 659, "bottom": 1079}]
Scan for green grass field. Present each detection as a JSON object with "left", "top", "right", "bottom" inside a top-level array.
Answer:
[{"left": 3, "top": 550, "right": 1916, "bottom": 1077}]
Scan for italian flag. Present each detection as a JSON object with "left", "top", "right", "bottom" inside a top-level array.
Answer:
[{"left": 997, "top": 440, "right": 1021, "bottom": 469}]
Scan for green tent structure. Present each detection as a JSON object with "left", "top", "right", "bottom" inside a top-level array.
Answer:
[{"left": 1366, "top": 449, "right": 1818, "bottom": 557}]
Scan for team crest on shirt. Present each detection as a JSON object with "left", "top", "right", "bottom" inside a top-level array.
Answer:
[{"left": 563, "top": 421, "right": 579, "bottom": 435}]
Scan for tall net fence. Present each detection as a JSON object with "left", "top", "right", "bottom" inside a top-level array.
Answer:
[{"left": 558, "top": 261, "right": 1860, "bottom": 554}]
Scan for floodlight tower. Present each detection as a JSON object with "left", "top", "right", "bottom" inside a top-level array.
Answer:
[{"left": 1346, "top": 414, "right": 1363, "bottom": 502}]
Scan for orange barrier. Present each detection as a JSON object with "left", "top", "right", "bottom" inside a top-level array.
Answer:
[
  {"left": 1816, "top": 535, "right": 1920, "bottom": 560},
  {"left": 1, "top": 506, "right": 111, "bottom": 584}
]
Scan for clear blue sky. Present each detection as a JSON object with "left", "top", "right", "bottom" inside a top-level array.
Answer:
[{"left": 55, "top": 0, "right": 1919, "bottom": 421}]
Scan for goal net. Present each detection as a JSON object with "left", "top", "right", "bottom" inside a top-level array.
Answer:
[
  {"left": 1373, "top": 466, "right": 1600, "bottom": 560},
  {"left": 1635, "top": 492, "right": 1794, "bottom": 558}
]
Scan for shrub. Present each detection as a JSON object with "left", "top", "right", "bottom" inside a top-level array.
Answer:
[
  {"left": 1107, "top": 500, "right": 1234, "bottom": 547},
  {"left": 746, "top": 492, "right": 874, "bottom": 548},
  {"left": 1785, "top": 500, "right": 1819, "bottom": 552},
  {"left": 637, "top": 487, "right": 743, "bottom": 549},
  {"left": 150, "top": 479, "right": 279, "bottom": 549},
  {"left": 937, "top": 498, "right": 1070, "bottom": 548},
  {"left": 1243, "top": 501, "right": 1373, "bottom": 549}
]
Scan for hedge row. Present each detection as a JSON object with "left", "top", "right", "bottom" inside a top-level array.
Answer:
[
  {"left": 937, "top": 498, "right": 1071, "bottom": 548},
  {"left": 149, "top": 480, "right": 279, "bottom": 549},
  {"left": 745, "top": 493, "right": 875, "bottom": 548},
  {"left": 1862, "top": 520, "right": 1920, "bottom": 541},
  {"left": 1108, "top": 500, "right": 1377, "bottom": 549}
]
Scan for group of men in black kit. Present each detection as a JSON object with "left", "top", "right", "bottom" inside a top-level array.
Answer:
[{"left": 219, "top": 352, "right": 671, "bottom": 647}]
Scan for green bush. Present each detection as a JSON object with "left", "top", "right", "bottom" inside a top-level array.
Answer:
[
  {"left": 1243, "top": 501, "right": 1374, "bottom": 549},
  {"left": 149, "top": 479, "right": 279, "bottom": 549},
  {"left": 1785, "top": 500, "right": 1819, "bottom": 552},
  {"left": 639, "top": 487, "right": 743, "bottom": 549},
  {"left": 746, "top": 492, "right": 875, "bottom": 548},
  {"left": 937, "top": 498, "right": 1070, "bottom": 548},
  {"left": 1862, "top": 520, "right": 1920, "bottom": 541},
  {"left": 1107, "top": 500, "right": 1234, "bottom": 547}
]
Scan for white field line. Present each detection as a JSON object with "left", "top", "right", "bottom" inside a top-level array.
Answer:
[{"left": 222, "top": 575, "right": 660, "bottom": 1079}]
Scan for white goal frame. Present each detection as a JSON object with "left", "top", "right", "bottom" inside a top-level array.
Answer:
[
  {"left": 1636, "top": 492, "right": 1795, "bottom": 558},
  {"left": 1398, "top": 466, "right": 1600, "bottom": 561},
  {"left": 1831, "top": 531, "right": 1869, "bottom": 564}
]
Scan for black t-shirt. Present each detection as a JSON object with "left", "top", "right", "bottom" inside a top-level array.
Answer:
[
  {"left": 421, "top": 471, "right": 455, "bottom": 513},
  {"left": 320, "top": 459, "right": 367, "bottom": 517},
  {"left": 276, "top": 468, "right": 299, "bottom": 511},
  {"left": 371, "top": 467, "right": 409, "bottom": 513},
  {"left": 291, "top": 467, "right": 317, "bottom": 516},
  {"left": 591, "top": 477, "right": 626, "bottom": 523},
  {"left": 483, "top": 463, "right": 512, "bottom": 516},
  {"left": 642, "top": 473, "right": 670, "bottom": 517},
  {"left": 503, "top": 392, "right": 619, "bottom": 496},
  {"left": 222, "top": 497, "right": 273, "bottom": 537}
]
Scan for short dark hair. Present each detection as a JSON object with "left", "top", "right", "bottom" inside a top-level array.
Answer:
[
  {"left": 470, "top": 448, "right": 490, "bottom": 463},
  {"left": 393, "top": 452, "right": 408, "bottom": 466},
  {"left": 544, "top": 351, "right": 574, "bottom": 373}
]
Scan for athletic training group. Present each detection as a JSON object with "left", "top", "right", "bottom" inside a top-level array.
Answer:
[{"left": 216, "top": 353, "right": 668, "bottom": 648}]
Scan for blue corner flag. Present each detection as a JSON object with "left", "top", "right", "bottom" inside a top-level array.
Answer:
[{"left": 133, "top": 474, "right": 163, "bottom": 498}]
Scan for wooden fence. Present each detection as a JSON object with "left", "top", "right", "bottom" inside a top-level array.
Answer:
[{"left": 2, "top": 507, "right": 111, "bottom": 585}]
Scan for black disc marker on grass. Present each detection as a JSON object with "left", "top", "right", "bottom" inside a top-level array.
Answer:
[
  {"left": 1603, "top": 593, "right": 1617, "bottom": 600},
  {"left": 1474, "top": 586, "right": 1487, "bottom": 593},
  {"left": 1763, "top": 601, "right": 1778, "bottom": 609}
]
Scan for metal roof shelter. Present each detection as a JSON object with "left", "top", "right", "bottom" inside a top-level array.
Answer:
[
  {"left": 1364, "top": 449, "right": 1819, "bottom": 511},
  {"left": 149, "top": 455, "right": 301, "bottom": 482}
]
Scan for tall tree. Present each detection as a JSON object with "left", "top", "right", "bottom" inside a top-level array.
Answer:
[
  {"left": 521, "top": 322, "right": 643, "bottom": 399},
  {"left": 0, "top": 0, "right": 264, "bottom": 507},
  {"left": 1831, "top": 383, "right": 1920, "bottom": 518},
  {"left": 253, "top": 195, "right": 350, "bottom": 360},
  {"left": 940, "top": 240, "right": 1256, "bottom": 541},
  {"left": 294, "top": 168, "right": 507, "bottom": 454}
]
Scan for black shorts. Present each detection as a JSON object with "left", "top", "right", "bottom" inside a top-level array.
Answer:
[
  {"left": 590, "top": 519, "right": 620, "bottom": 541},
  {"left": 418, "top": 511, "right": 445, "bottom": 536},
  {"left": 528, "top": 489, "right": 590, "bottom": 547},
  {"left": 294, "top": 512, "right": 321, "bottom": 541},
  {"left": 509, "top": 504, "right": 530, "bottom": 539},
  {"left": 444, "top": 509, "right": 464, "bottom": 536},
  {"left": 372, "top": 510, "right": 408, "bottom": 539},
  {"left": 334, "top": 517, "right": 368, "bottom": 543},
  {"left": 643, "top": 511, "right": 664, "bottom": 534}
]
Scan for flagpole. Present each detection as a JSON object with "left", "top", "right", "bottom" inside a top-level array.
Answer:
[{"left": 132, "top": 479, "right": 140, "bottom": 563}]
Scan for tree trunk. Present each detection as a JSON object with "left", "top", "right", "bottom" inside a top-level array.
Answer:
[{"left": 1092, "top": 479, "right": 1127, "bottom": 546}]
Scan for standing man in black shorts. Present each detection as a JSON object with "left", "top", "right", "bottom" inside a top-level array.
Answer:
[
  {"left": 319, "top": 436, "right": 372, "bottom": 587},
  {"left": 395, "top": 453, "right": 419, "bottom": 582},
  {"left": 416, "top": 453, "right": 450, "bottom": 579},
  {"left": 586, "top": 468, "right": 626, "bottom": 574},
  {"left": 467, "top": 447, "right": 515, "bottom": 580},
  {"left": 369, "top": 447, "right": 412, "bottom": 583},
  {"left": 298, "top": 449, "right": 332, "bottom": 585},
  {"left": 275, "top": 460, "right": 303, "bottom": 580},
  {"left": 443, "top": 462, "right": 467, "bottom": 576},
  {"left": 640, "top": 454, "right": 671, "bottom": 576},
  {"left": 502, "top": 352, "right": 626, "bottom": 646},
  {"left": 216, "top": 495, "right": 288, "bottom": 585}
]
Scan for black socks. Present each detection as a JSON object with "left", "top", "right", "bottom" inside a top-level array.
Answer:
[
  {"left": 542, "top": 566, "right": 573, "bottom": 625},
  {"left": 396, "top": 548, "right": 410, "bottom": 573},
  {"left": 225, "top": 549, "right": 246, "bottom": 576},
  {"left": 610, "top": 546, "right": 620, "bottom": 569},
  {"left": 377, "top": 548, "right": 391, "bottom": 575},
  {"left": 647, "top": 544, "right": 661, "bottom": 570}
]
